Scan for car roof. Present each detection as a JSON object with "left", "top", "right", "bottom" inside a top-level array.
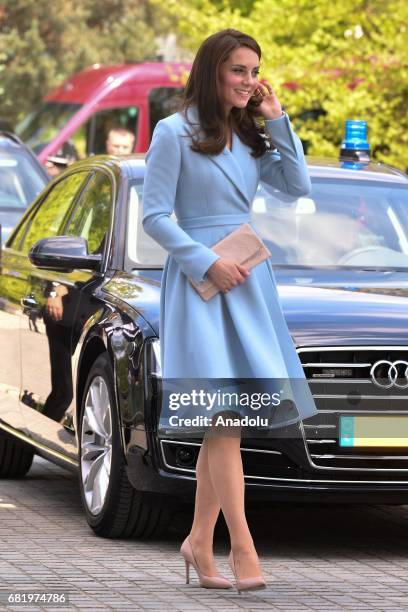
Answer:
[
  {"left": 125, "top": 154, "right": 408, "bottom": 184},
  {"left": 0, "top": 131, "right": 49, "bottom": 180},
  {"left": 0, "top": 131, "right": 30, "bottom": 151},
  {"left": 45, "top": 62, "right": 191, "bottom": 103},
  {"left": 64, "top": 154, "right": 408, "bottom": 185},
  {"left": 306, "top": 156, "right": 407, "bottom": 183}
]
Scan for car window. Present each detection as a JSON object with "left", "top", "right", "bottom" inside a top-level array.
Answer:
[
  {"left": 0, "top": 147, "right": 47, "bottom": 209},
  {"left": 126, "top": 177, "right": 408, "bottom": 270},
  {"left": 252, "top": 179, "right": 408, "bottom": 267},
  {"left": 40, "top": 107, "right": 139, "bottom": 162},
  {"left": 64, "top": 171, "right": 112, "bottom": 254},
  {"left": 149, "top": 88, "right": 183, "bottom": 137},
  {"left": 126, "top": 180, "right": 172, "bottom": 267},
  {"left": 15, "top": 102, "right": 81, "bottom": 154},
  {"left": 16, "top": 172, "right": 89, "bottom": 254},
  {"left": 91, "top": 108, "right": 138, "bottom": 155}
]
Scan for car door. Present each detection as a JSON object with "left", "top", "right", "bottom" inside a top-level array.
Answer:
[
  {"left": 16, "top": 171, "right": 92, "bottom": 455},
  {"left": 0, "top": 232, "right": 29, "bottom": 432},
  {"left": 20, "top": 169, "right": 114, "bottom": 458},
  {"left": 0, "top": 171, "right": 89, "bottom": 435}
]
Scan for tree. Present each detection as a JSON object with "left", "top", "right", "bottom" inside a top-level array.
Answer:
[
  {"left": 154, "top": 0, "right": 408, "bottom": 170},
  {"left": 0, "top": 0, "right": 169, "bottom": 125}
]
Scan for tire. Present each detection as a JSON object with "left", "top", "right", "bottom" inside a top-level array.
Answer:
[
  {"left": 78, "top": 353, "right": 172, "bottom": 538},
  {"left": 0, "top": 430, "right": 34, "bottom": 478}
]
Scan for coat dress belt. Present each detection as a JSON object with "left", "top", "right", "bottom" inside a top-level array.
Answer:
[{"left": 177, "top": 213, "right": 251, "bottom": 229}]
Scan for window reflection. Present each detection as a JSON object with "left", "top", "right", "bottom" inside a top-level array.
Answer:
[
  {"left": 19, "top": 172, "right": 89, "bottom": 254},
  {"left": 65, "top": 172, "right": 112, "bottom": 254},
  {"left": 129, "top": 179, "right": 408, "bottom": 269}
]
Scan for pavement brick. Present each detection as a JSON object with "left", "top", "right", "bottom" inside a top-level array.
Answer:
[{"left": 1, "top": 456, "right": 408, "bottom": 610}]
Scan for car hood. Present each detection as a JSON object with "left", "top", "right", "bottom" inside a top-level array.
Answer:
[{"left": 104, "top": 270, "right": 408, "bottom": 346}]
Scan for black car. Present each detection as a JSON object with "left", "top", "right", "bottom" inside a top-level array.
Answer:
[
  {"left": 1, "top": 154, "right": 408, "bottom": 539},
  {"left": 0, "top": 131, "right": 49, "bottom": 244}
]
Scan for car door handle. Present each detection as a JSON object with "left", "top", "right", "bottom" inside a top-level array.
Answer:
[{"left": 21, "top": 295, "right": 39, "bottom": 309}]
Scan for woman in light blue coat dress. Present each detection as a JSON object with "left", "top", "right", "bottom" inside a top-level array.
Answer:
[{"left": 142, "top": 30, "right": 318, "bottom": 592}]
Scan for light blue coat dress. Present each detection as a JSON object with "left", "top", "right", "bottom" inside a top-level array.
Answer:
[{"left": 142, "top": 106, "right": 318, "bottom": 429}]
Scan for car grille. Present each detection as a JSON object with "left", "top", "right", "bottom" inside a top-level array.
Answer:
[{"left": 299, "top": 346, "right": 408, "bottom": 472}]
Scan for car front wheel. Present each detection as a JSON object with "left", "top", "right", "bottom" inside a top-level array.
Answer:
[{"left": 78, "top": 353, "right": 171, "bottom": 538}]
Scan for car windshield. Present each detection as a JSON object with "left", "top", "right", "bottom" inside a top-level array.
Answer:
[
  {"left": 0, "top": 148, "right": 47, "bottom": 210},
  {"left": 126, "top": 177, "right": 408, "bottom": 270},
  {"left": 15, "top": 102, "right": 81, "bottom": 153}
]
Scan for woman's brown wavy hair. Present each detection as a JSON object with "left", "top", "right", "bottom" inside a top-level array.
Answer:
[{"left": 180, "top": 29, "right": 269, "bottom": 158}]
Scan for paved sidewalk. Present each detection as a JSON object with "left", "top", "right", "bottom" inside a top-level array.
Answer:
[{"left": 1, "top": 456, "right": 408, "bottom": 611}]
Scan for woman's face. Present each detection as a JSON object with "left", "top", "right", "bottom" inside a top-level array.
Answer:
[{"left": 218, "top": 46, "right": 260, "bottom": 115}]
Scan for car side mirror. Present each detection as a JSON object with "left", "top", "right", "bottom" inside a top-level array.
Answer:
[{"left": 28, "top": 236, "right": 102, "bottom": 272}]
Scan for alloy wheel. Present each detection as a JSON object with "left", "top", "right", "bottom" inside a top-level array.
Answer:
[{"left": 80, "top": 375, "right": 113, "bottom": 515}]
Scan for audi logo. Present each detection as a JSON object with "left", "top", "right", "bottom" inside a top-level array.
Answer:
[{"left": 370, "top": 360, "right": 408, "bottom": 389}]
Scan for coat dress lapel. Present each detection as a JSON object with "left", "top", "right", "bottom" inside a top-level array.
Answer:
[{"left": 183, "top": 106, "right": 250, "bottom": 205}]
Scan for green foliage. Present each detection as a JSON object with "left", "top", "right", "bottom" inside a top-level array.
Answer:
[
  {"left": 154, "top": 0, "right": 408, "bottom": 171},
  {"left": 65, "top": 173, "right": 112, "bottom": 253},
  {"left": 20, "top": 172, "right": 88, "bottom": 254},
  {"left": 0, "top": 0, "right": 167, "bottom": 125},
  {"left": 1, "top": 0, "right": 406, "bottom": 170}
]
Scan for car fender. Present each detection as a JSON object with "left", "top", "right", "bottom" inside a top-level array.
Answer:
[{"left": 73, "top": 303, "right": 151, "bottom": 455}]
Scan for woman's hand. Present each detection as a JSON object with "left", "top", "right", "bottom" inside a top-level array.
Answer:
[
  {"left": 251, "top": 80, "right": 283, "bottom": 120},
  {"left": 206, "top": 258, "right": 250, "bottom": 293}
]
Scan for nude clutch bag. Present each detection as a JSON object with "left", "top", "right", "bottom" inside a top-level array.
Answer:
[{"left": 189, "top": 223, "right": 272, "bottom": 301}]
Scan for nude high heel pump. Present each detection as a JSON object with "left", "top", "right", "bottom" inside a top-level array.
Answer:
[
  {"left": 228, "top": 551, "right": 266, "bottom": 594},
  {"left": 180, "top": 537, "right": 233, "bottom": 589}
]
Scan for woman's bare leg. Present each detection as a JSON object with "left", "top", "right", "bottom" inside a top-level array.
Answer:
[
  {"left": 206, "top": 433, "right": 263, "bottom": 580},
  {"left": 188, "top": 436, "right": 222, "bottom": 576},
  {"left": 188, "top": 431, "right": 262, "bottom": 579}
]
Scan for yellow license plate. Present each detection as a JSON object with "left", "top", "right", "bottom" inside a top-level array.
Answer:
[{"left": 339, "top": 415, "right": 408, "bottom": 447}]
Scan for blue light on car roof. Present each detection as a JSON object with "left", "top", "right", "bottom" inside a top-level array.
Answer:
[
  {"left": 340, "top": 120, "right": 370, "bottom": 168},
  {"left": 343, "top": 120, "right": 370, "bottom": 151}
]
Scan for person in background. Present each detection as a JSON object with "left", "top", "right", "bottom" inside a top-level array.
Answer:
[
  {"left": 45, "top": 155, "right": 71, "bottom": 177},
  {"left": 45, "top": 141, "right": 78, "bottom": 177},
  {"left": 105, "top": 127, "right": 135, "bottom": 155}
]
